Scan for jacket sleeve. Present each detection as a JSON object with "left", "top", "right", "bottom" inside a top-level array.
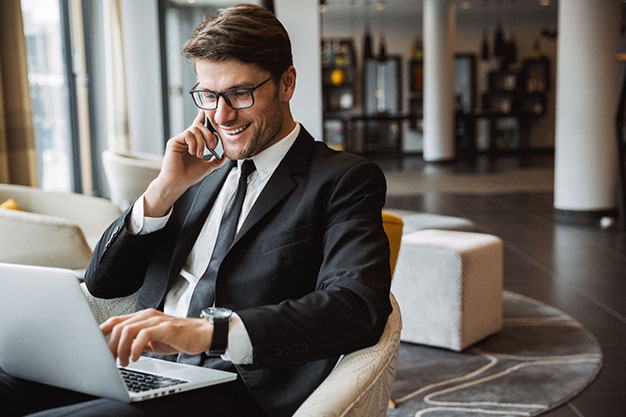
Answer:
[
  {"left": 84, "top": 205, "right": 163, "bottom": 299},
  {"left": 237, "top": 159, "right": 392, "bottom": 368}
]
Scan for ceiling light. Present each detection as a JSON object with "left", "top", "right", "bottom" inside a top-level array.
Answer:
[
  {"left": 461, "top": 0, "right": 472, "bottom": 9},
  {"left": 375, "top": 1, "right": 386, "bottom": 11},
  {"left": 539, "top": 0, "right": 550, "bottom": 6}
]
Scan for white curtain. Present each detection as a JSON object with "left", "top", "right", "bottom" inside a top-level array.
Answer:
[{"left": 103, "top": 0, "right": 130, "bottom": 152}]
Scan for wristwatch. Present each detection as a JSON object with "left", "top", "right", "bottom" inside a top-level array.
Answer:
[{"left": 200, "top": 307, "right": 232, "bottom": 355}]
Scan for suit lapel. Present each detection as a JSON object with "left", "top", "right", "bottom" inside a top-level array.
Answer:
[
  {"left": 232, "top": 169, "right": 296, "bottom": 246},
  {"left": 231, "top": 128, "right": 314, "bottom": 248},
  {"left": 167, "top": 160, "right": 237, "bottom": 283}
]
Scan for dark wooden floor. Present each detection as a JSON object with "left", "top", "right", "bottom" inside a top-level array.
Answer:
[{"left": 378, "top": 154, "right": 626, "bottom": 416}]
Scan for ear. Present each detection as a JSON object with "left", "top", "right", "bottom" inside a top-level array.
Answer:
[{"left": 278, "top": 66, "right": 296, "bottom": 102}]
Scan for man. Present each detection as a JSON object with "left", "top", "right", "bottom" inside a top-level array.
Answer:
[{"left": 1, "top": 4, "right": 391, "bottom": 416}]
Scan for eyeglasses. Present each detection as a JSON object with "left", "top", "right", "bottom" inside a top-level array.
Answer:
[{"left": 189, "top": 76, "right": 273, "bottom": 110}]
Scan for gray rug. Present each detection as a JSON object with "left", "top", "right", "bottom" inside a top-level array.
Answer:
[{"left": 388, "top": 291, "right": 602, "bottom": 417}]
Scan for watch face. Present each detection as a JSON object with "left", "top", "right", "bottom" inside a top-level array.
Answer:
[{"left": 201, "top": 307, "right": 232, "bottom": 320}]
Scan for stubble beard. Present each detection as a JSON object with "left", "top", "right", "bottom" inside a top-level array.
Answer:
[{"left": 223, "top": 95, "right": 284, "bottom": 160}]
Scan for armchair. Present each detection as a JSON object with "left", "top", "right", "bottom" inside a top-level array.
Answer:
[
  {"left": 79, "top": 283, "right": 401, "bottom": 417},
  {"left": 0, "top": 184, "right": 121, "bottom": 269},
  {"left": 102, "top": 150, "right": 162, "bottom": 210},
  {"left": 292, "top": 293, "right": 401, "bottom": 417},
  {"left": 79, "top": 210, "right": 404, "bottom": 416},
  {"left": 293, "top": 211, "right": 404, "bottom": 416}
]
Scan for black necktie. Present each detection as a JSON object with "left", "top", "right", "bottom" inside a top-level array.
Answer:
[{"left": 185, "top": 159, "right": 256, "bottom": 319}]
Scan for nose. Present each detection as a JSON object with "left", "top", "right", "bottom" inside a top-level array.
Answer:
[{"left": 212, "top": 96, "right": 237, "bottom": 127}]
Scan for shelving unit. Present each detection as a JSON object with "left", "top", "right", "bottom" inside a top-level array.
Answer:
[
  {"left": 408, "top": 58, "right": 424, "bottom": 131},
  {"left": 478, "top": 57, "right": 550, "bottom": 150},
  {"left": 319, "top": 36, "right": 551, "bottom": 156},
  {"left": 360, "top": 55, "right": 403, "bottom": 153},
  {"left": 321, "top": 39, "right": 357, "bottom": 150}
]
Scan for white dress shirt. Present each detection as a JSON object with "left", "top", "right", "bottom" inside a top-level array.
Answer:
[{"left": 127, "top": 123, "right": 301, "bottom": 364}]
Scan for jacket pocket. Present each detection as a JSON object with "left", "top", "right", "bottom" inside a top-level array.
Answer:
[{"left": 260, "top": 224, "right": 313, "bottom": 254}]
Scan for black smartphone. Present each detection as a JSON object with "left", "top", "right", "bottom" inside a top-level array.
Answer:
[{"left": 203, "top": 115, "right": 224, "bottom": 161}]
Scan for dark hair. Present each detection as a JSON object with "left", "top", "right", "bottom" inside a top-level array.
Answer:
[{"left": 181, "top": 4, "right": 293, "bottom": 79}]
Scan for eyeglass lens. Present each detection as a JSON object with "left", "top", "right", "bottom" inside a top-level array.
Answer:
[{"left": 194, "top": 89, "right": 253, "bottom": 110}]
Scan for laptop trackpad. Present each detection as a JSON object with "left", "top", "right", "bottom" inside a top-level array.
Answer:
[{"left": 126, "top": 357, "right": 183, "bottom": 374}]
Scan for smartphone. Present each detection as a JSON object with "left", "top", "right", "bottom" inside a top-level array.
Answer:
[{"left": 203, "top": 115, "right": 224, "bottom": 161}]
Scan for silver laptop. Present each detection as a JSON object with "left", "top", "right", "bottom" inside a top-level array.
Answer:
[{"left": 0, "top": 263, "right": 237, "bottom": 402}]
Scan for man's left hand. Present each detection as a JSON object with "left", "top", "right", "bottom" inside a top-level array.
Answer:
[{"left": 100, "top": 309, "right": 213, "bottom": 367}]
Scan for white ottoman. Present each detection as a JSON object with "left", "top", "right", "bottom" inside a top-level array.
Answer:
[{"left": 391, "top": 229, "right": 503, "bottom": 351}]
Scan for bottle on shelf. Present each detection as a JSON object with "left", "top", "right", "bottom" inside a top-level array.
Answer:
[
  {"left": 326, "top": 41, "right": 336, "bottom": 66},
  {"left": 531, "top": 40, "right": 542, "bottom": 58},
  {"left": 378, "top": 35, "right": 387, "bottom": 62},
  {"left": 363, "top": 30, "right": 373, "bottom": 61}
]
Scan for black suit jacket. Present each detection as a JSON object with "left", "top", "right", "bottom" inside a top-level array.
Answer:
[{"left": 85, "top": 126, "right": 392, "bottom": 417}]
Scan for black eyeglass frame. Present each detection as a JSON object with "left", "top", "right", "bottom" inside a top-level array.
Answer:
[{"left": 189, "top": 76, "right": 274, "bottom": 110}]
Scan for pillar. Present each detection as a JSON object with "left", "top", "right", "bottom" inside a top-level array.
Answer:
[
  {"left": 554, "top": 0, "right": 621, "bottom": 222},
  {"left": 423, "top": 0, "right": 455, "bottom": 161}
]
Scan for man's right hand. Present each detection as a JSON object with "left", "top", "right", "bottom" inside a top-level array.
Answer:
[{"left": 143, "top": 110, "right": 226, "bottom": 217}]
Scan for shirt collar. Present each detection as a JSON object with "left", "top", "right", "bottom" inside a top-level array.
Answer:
[{"left": 237, "top": 122, "right": 300, "bottom": 180}]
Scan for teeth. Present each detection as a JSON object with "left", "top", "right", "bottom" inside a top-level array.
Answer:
[{"left": 224, "top": 124, "right": 248, "bottom": 135}]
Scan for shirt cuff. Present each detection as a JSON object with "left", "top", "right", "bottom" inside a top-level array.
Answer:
[
  {"left": 221, "top": 312, "right": 253, "bottom": 365},
  {"left": 126, "top": 194, "right": 172, "bottom": 235}
]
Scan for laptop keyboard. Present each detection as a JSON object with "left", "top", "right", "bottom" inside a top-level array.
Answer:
[{"left": 119, "top": 368, "right": 188, "bottom": 393}]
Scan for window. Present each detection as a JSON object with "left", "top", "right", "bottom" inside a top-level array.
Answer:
[{"left": 21, "top": 0, "right": 75, "bottom": 192}]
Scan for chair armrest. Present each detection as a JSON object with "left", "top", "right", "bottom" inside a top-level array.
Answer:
[
  {"left": 79, "top": 282, "right": 139, "bottom": 324},
  {"left": 0, "top": 209, "right": 93, "bottom": 269},
  {"left": 25, "top": 191, "right": 121, "bottom": 241},
  {"left": 293, "top": 293, "right": 402, "bottom": 417}
]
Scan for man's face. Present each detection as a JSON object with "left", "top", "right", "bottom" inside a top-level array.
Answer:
[{"left": 195, "top": 59, "right": 293, "bottom": 160}]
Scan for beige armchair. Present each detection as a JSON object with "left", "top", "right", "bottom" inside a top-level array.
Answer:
[
  {"left": 79, "top": 212, "right": 403, "bottom": 414},
  {"left": 0, "top": 184, "right": 121, "bottom": 269},
  {"left": 80, "top": 283, "right": 401, "bottom": 417},
  {"left": 293, "top": 293, "right": 401, "bottom": 417},
  {"left": 102, "top": 150, "right": 162, "bottom": 210}
]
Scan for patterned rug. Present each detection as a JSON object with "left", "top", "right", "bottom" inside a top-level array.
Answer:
[{"left": 388, "top": 291, "right": 602, "bottom": 417}]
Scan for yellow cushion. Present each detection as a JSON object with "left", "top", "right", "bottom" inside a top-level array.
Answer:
[
  {"left": 0, "top": 198, "right": 21, "bottom": 210},
  {"left": 382, "top": 211, "right": 403, "bottom": 279}
]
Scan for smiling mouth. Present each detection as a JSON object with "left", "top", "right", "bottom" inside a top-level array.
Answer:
[{"left": 223, "top": 123, "right": 251, "bottom": 135}]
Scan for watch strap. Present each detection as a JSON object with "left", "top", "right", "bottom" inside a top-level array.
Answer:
[{"left": 208, "top": 316, "right": 229, "bottom": 355}]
